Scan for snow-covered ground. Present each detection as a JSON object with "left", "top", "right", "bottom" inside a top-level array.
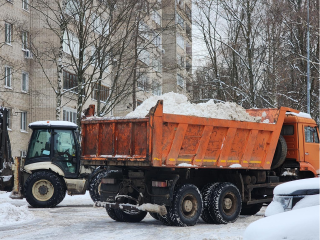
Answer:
[{"left": 0, "top": 191, "right": 264, "bottom": 240}]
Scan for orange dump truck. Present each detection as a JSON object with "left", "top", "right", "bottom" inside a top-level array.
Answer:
[{"left": 82, "top": 101, "right": 319, "bottom": 226}]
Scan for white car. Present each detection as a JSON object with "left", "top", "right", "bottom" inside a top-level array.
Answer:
[{"left": 265, "top": 178, "right": 319, "bottom": 216}]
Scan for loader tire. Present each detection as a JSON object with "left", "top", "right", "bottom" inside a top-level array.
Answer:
[
  {"left": 169, "top": 184, "right": 203, "bottom": 227},
  {"left": 149, "top": 212, "right": 159, "bottom": 220},
  {"left": 106, "top": 207, "right": 121, "bottom": 221},
  {"left": 271, "top": 135, "right": 287, "bottom": 169},
  {"left": 201, "top": 183, "right": 220, "bottom": 224},
  {"left": 89, "top": 168, "right": 109, "bottom": 202},
  {"left": 24, "top": 171, "right": 65, "bottom": 208},
  {"left": 240, "top": 203, "right": 263, "bottom": 215},
  {"left": 208, "top": 182, "right": 241, "bottom": 224},
  {"left": 114, "top": 209, "right": 147, "bottom": 222}
]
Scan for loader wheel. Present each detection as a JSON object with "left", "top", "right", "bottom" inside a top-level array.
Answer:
[
  {"left": 201, "top": 183, "right": 220, "bottom": 224},
  {"left": 208, "top": 182, "right": 241, "bottom": 224},
  {"left": 271, "top": 135, "right": 287, "bottom": 169},
  {"left": 149, "top": 212, "right": 159, "bottom": 220},
  {"left": 24, "top": 171, "right": 65, "bottom": 208},
  {"left": 169, "top": 184, "right": 203, "bottom": 227},
  {"left": 89, "top": 168, "right": 108, "bottom": 202},
  {"left": 240, "top": 203, "right": 263, "bottom": 215},
  {"left": 113, "top": 209, "right": 147, "bottom": 222}
]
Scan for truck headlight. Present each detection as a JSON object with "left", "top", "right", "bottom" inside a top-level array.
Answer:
[{"left": 274, "top": 195, "right": 293, "bottom": 210}]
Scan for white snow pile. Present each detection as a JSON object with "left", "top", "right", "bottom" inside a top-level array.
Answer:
[
  {"left": 244, "top": 205, "right": 319, "bottom": 240},
  {"left": 126, "top": 92, "right": 261, "bottom": 122},
  {"left": 0, "top": 203, "right": 34, "bottom": 226}
]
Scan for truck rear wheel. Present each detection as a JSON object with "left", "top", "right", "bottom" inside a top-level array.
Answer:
[
  {"left": 169, "top": 184, "right": 203, "bottom": 227},
  {"left": 271, "top": 135, "right": 287, "bottom": 169},
  {"left": 113, "top": 209, "right": 147, "bottom": 222},
  {"left": 106, "top": 207, "right": 121, "bottom": 221},
  {"left": 158, "top": 206, "right": 175, "bottom": 226},
  {"left": 24, "top": 171, "right": 66, "bottom": 208},
  {"left": 201, "top": 183, "right": 220, "bottom": 224},
  {"left": 240, "top": 203, "right": 263, "bottom": 215},
  {"left": 208, "top": 182, "right": 241, "bottom": 224}
]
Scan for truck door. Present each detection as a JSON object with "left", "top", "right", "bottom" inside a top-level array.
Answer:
[
  {"left": 303, "top": 125, "right": 320, "bottom": 173},
  {"left": 52, "top": 129, "right": 79, "bottom": 178}
]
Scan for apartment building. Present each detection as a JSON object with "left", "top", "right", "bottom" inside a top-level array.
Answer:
[{"left": 0, "top": 0, "right": 192, "bottom": 157}]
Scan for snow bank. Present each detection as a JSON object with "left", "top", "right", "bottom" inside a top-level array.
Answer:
[
  {"left": 244, "top": 205, "right": 320, "bottom": 240},
  {"left": 274, "top": 178, "right": 320, "bottom": 195},
  {"left": 0, "top": 203, "right": 34, "bottom": 226},
  {"left": 126, "top": 92, "right": 261, "bottom": 122}
]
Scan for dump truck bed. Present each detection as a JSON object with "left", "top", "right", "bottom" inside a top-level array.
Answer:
[{"left": 81, "top": 101, "right": 298, "bottom": 170}]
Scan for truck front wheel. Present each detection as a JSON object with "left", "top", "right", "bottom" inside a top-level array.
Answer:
[
  {"left": 113, "top": 209, "right": 147, "bottom": 222},
  {"left": 208, "top": 182, "right": 241, "bottom": 224},
  {"left": 24, "top": 171, "right": 66, "bottom": 208}
]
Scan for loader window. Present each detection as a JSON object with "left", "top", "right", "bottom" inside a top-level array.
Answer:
[
  {"left": 27, "top": 129, "right": 51, "bottom": 158},
  {"left": 304, "top": 127, "right": 319, "bottom": 143},
  {"left": 53, "top": 129, "right": 76, "bottom": 174}
]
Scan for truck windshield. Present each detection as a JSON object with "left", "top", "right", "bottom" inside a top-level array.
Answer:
[{"left": 27, "top": 129, "right": 51, "bottom": 158}]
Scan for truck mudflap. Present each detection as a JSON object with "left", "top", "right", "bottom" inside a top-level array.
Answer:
[{"left": 95, "top": 201, "right": 167, "bottom": 216}]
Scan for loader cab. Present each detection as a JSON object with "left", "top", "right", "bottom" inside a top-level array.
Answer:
[{"left": 25, "top": 121, "right": 80, "bottom": 178}]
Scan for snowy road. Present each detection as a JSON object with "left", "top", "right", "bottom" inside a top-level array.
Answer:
[{"left": 0, "top": 191, "right": 264, "bottom": 240}]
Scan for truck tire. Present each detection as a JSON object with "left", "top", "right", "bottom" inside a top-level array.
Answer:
[
  {"left": 24, "top": 171, "right": 66, "bottom": 208},
  {"left": 106, "top": 207, "right": 121, "bottom": 221},
  {"left": 89, "top": 168, "right": 108, "bottom": 202},
  {"left": 113, "top": 209, "right": 147, "bottom": 222},
  {"left": 201, "top": 183, "right": 220, "bottom": 224},
  {"left": 240, "top": 203, "right": 263, "bottom": 215},
  {"left": 271, "top": 135, "right": 287, "bottom": 169},
  {"left": 149, "top": 212, "right": 159, "bottom": 220},
  {"left": 208, "top": 182, "right": 241, "bottom": 224},
  {"left": 169, "top": 184, "right": 203, "bottom": 227}
]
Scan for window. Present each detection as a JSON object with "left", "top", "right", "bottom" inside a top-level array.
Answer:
[
  {"left": 21, "top": 112, "right": 27, "bottom": 131},
  {"left": 92, "top": 14, "right": 103, "bottom": 34},
  {"left": 186, "top": 24, "right": 191, "bottom": 38},
  {"left": 27, "top": 129, "right": 51, "bottom": 158},
  {"left": 185, "top": 5, "right": 191, "bottom": 20},
  {"left": 92, "top": 83, "right": 109, "bottom": 102},
  {"left": 5, "top": 67, "right": 12, "bottom": 88},
  {"left": 176, "top": 13, "right": 184, "bottom": 29},
  {"left": 153, "top": 58, "right": 162, "bottom": 73},
  {"left": 152, "top": 80, "right": 161, "bottom": 96},
  {"left": 22, "top": 72, "right": 29, "bottom": 92},
  {"left": 63, "top": 70, "right": 78, "bottom": 93},
  {"left": 65, "top": 0, "right": 79, "bottom": 21},
  {"left": 138, "top": 49, "right": 150, "bottom": 65},
  {"left": 177, "top": 54, "right": 184, "bottom": 67},
  {"left": 186, "top": 60, "right": 191, "bottom": 72},
  {"left": 152, "top": 10, "right": 161, "bottom": 26},
  {"left": 177, "top": 74, "right": 184, "bottom": 87},
  {"left": 5, "top": 23, "right": 12, "bottom": 44},
  {"left": 63, "top": 31, "right": 79, "bottom": 58},
  {"left": 137, "top": 74, "right": 149, "bottom": 91},
  {"left": 305, "top": 126, "right": 319, "bottom": 143},
  {"left": 139, "top": 21, "right": 150, "bottom": 40},
  {"left": 152, "top": 32, "right": 161, "bottom": 48},
  {"left": 63, "top": 108, "right": 77, "bottom": 124},
  {"left": 281, "top": 125, "right": 294, "bottom": 135},
  {"left": 22, "top": 0, "right": 29, "bottom": 10},
  {"left": 186, "top": 42, "right": 192, "bottom": 55},
  {"left": 176, "top": 32, "right": 184, "bottom": 49},
  {"left": 6, "top": 109, "right": 11, "bottom": 129},
  {"left": 22, "top": 31, "right": 28, "bottom": 50}
]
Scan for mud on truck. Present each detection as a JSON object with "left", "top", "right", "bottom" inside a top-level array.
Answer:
[{"left": 82, "top": 101, "right": 319, "bottom": 227}]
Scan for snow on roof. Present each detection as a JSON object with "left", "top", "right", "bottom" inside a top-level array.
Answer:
[
  {"left": 286, "top": 112, "right": 312, "bottom": 119},
  {"left": 274, "top": 178, "right": 320, "bottom": 195},
  {"left": 29, "top": 121, "right": 78, "bottom": 128},
  {"left": 126, "top": 92, "right": 262, "bottom": 122},
  {"left": 244, "top": 205, "right": 319, "bottom": 240}
]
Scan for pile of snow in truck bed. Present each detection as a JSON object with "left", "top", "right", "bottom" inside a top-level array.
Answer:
[{"left": 126, "top": 92, "right": 261, "bottom": 122}]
